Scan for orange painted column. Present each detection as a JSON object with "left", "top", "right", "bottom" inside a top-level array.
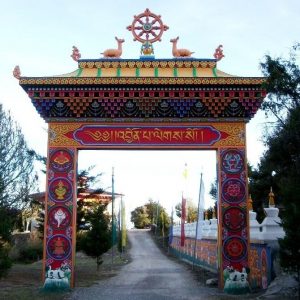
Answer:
[
  {"left": 42, "top": 147, "right": 77, "bottom": 289},
  {"left": 217, "top": 147, "right": 250, "bottom": 292}
]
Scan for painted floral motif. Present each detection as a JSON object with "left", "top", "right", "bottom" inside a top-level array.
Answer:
[
  {"left": 222, "top": 179, "right": 246, "bottom": 204},
  {"left": 223, "top": 207, "right": 246, "bottom": 232},
  {"left": 223, "top": 236, "right": 247, "bottom": 262}
]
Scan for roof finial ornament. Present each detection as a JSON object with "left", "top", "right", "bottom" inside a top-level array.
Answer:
[
  {"left": 214, "top": 45, "right": 225, "bottom": 61},
  {"left": 101, "top": 37, "right": 125, "bottom": 58},
  {"left": 205, "top": 210, "right": 208, "bottom": 220},
  {"left": 268, "top": 187, "right": 275, "bottom": 208},
  {"left": 170, "top": 37, "right": 194, "bottom": 58},
  {"left": 212, "top": 208, "right": 216, "bottom": 219},
  {"left": 248, "top": 194, "right": 253, "bottom": 211},
  {"left": 13, "top": 65, "right": 21, "bottom": 79},
  {"left": 71, "top": 46, "right": 81, "bottom": 62},
  {"left": 127, "top": 8, "right": 169, "bottom": 58}
]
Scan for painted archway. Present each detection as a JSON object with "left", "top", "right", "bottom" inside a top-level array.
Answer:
[{"left": 19, "top": 56, "right": 265, "bottom": 290}]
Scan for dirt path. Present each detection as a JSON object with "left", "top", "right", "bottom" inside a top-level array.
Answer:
[{"left": 71, "top": 229, "right": 220, "bottom": 300}]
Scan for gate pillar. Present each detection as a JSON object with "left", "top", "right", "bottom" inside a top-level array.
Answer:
[
  {"left": 43, "top": 147, "right": 77, "bottom": 289},
  {"left": 217, "top": 147, "right": 249, "bottom": 291}
]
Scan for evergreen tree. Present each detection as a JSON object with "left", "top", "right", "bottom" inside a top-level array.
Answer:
[
  {"left": 0, "top": 207, "right": 15, "bottom": 277},
  {"left": 0, "top": 104, "right": 37, "bottom": 209},
  {"left": 35, "top": 166, "right": 104, "bottom": 239},
  {"left": 76, "top": 167, "right": 104, "bottom": 231},
  {"left": 79, "top": 204, "right": 111, "bottom": 269},
  {"left": 256, "top": 44, "right": 300, "bottom": 293},
  {"left": 0, "top": 104, "right": 38, "bottom": 277},
  {"left": 209, "top": 179, "right": 218, "bottom": 202}
]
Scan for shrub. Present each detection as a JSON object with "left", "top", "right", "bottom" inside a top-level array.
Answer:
[
  {"left": 0, "top": 244, "right": 12, "bottom": 278},
  {"left": 18, "top": 242, "right": 43, "bottom": 263}
]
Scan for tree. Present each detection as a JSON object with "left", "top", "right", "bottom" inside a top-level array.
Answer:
[
  {"left": 35, "top": 166, "right": 105, "bottom": 239},
  {"left": 144, "top": 199, "right": 158, "bottom": 224},
  {"left": 0, "top": 207, "right": 18, "bottom": 277},
  {"left": 0, "top": 104, "right": 38, "bottom": 277},
  {"left": 76, "top": 167, "right": 104, "bottom": 231},
  {"left": 130, "top": 200, "right": 171, "bottom": 235},
  {"left": 78, "top": 204, "right": 111, "bottom": 269},
  {"left": 157, "top": 208, "right": 171, "bottom": 237},
  {"left": 256, "top": 44, "right": 300, "bottom": 293},
  {"left": 130, "top": 206, "right": 150, "bottom": 229},
  {"left": 260, "top": 43, "right": 300, "bottom": 125},
  {"left": 260, "top": 107, "right": 300, "bottom": 275},
  {"left": 209, "top": 179, "right": 218, "bottom": 202},
  {"left": 175, "top": 200, "right": 198, "bottom": 223},
  {"left": 208, "top": 179, "right": 218, "bottom": 219},
  {"left": 0, "top": 104, "right": 37, "bottom": 209}
]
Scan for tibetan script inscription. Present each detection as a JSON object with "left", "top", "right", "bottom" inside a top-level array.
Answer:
[{"left": 65, "top": 125, "right": 229, "bottom": 146}]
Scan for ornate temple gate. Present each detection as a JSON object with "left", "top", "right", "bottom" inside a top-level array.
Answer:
[
  {"left": 16, "top": 9, "right": 267, "bottom": 291},
  {"left": 19, "top": 56, "right": 265, "bottom": 290}
]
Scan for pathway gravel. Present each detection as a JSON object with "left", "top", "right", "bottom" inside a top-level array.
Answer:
[{"left": 71, "top": 229, "right": 221, "bottom": 300}]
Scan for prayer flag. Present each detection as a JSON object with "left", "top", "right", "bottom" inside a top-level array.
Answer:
[
  {"left": 192, "top": 172, "right": 205, "bottom": 270},
  {"left": 181, "top": 196, "right": 186, "bottom": 247},
  {"left": 182, "top": 162, "right": 188, "bottom": 180},
  {"left": 195, "top": 173, "right": 205, "bottom": 241}
]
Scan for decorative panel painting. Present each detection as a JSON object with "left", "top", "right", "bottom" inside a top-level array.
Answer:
[
  {"left": 218, "top": 148, "right": 250, "bottom": 293},
  {"left": 43, "top": 147, "right": 76, "bottom": 290}
]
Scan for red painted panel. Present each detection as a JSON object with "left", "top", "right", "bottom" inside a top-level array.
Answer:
[{"left": 65, "top": 125, "right": 229, "bottom": 146}]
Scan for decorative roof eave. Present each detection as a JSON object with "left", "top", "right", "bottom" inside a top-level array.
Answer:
[
  {"left": 77, "top": 58, "right": 218, "bottom": 69},
  {"left": 19, "top": 76, "right": 266, "bottom": 88}
]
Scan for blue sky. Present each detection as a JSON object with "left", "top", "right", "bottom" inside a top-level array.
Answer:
[{"left": 0, "top": 1, "right": 299, "bottom": 217}]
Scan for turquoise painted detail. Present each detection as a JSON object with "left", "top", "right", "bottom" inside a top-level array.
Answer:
[
  {"left": 223, "top": 267, "right": 250, "bottom": 295},
  {"left": 76, "top": 68, "right": 83, "bottom": 77},
  {"left": 116, "top": 68, "right": 121, "bottom": 77},
  {"left": 212, "top": 67, "right": 218, "bottom": 77},
  {"left": 97, "top": 68, "right": 102, "bottom": 77},
  {"left": 173, "top": 68, "right": 178, "bottom": 77},
  {"left": 169, "top": 246, "right": 218, "bottom": 273},
  {"left": 154, "top": 67, "right": 159, "bottom": 77},
  {"left": 43, "top": 265, "right": 71, "bottom": 291},
  {"left": 135, "top": 68, "right": 140, "bottom": 77},
  {"left": 193, "top": 67, "right": 197, "bottom": 77}
]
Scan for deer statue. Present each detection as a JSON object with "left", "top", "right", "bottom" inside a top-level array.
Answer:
[
  {"left": 101, "top": 37, "right": 125, "bottom": 58},
  {"left": 170, "top": 37, "right": 194, "bottom": 58}
]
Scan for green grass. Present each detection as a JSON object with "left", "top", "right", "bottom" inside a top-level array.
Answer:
[{"left": 0, "top": 247, "right": 130, "bottom": 300}]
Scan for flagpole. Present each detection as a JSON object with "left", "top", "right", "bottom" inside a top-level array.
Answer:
[
  {"left": 111, "top": 167, "right": 115, "bottom": 265},
  {"left": 168, "top": 206, "right": 174, "bottom": 253},
  {"left": 180, "top": 163, "right": 188, "bottom": 248},
  {"left": 192, "top": 172, "right": 203, "bottom": 270},
  {"left": 180, "top": 192, "right": 186, "bottom": 247},
  {"left": 118, "top": 197, "right": 121, "bottom": 258}
]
